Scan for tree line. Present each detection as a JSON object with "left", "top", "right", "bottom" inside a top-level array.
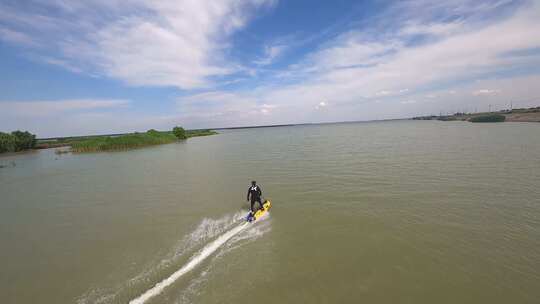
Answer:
[{"left": 0, "top": 130, "right": 37, "bottom": 153}]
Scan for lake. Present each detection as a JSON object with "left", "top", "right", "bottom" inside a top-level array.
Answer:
[{"left": 1, "top": 120, "right": 539, "bottom": 304}]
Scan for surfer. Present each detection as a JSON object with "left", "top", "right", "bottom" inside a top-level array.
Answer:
[{"left": 247, "top": 180, "right": 264, "bottom": 213}]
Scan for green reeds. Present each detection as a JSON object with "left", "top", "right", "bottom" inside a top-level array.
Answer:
[
  {"left": 70, "top": 131, "right": 178, "bottom": 152},
  {"left": 185, "top": 129, "right": 218, "bottom": 137},
  {"left": 69, "top": 129, "right": 217, "bottom": 152}
]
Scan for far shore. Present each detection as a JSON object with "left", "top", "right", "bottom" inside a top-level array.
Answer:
[{"left": 412, "top": 106, "right": 540, "bottom": 123}]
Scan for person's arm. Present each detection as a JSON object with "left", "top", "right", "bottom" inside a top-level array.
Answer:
[
  {"left": 247, "top": 188, "right": 250, "bottom": 201},
  {"left": 257, "top": 186, "right": 262, "bottom": 197}
]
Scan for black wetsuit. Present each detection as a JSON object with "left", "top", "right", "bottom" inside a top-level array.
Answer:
[{"left": 247, "top": 185, "right": 263, "bottom": 212}]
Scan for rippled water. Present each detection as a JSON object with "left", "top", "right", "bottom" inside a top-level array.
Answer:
[{"left": 1, "top": 121, "right": 539, "bottom": 304}]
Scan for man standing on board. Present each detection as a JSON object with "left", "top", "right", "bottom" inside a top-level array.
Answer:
[{"left": 247, "top": 180, "right": 264, "bottom": 213}]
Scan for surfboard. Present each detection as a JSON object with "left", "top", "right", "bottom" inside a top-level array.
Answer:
[{"left": 246, "top": 200, "right": 271, "bottom": 222}]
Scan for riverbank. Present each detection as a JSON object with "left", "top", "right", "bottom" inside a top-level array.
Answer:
[{"left": 412, "top": 106, "right": 540, "bottom": 122}]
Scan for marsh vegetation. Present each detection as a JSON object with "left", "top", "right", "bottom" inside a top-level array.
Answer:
[
  {"left": 70, "top": 127, "right": 217, "bottom": 152},
  {"left": 1, "top": 127, "right": 217, "bottom": 154}
]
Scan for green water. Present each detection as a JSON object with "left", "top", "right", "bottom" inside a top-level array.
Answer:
[{"left": 1, "top": 121, "right": 539, "bottom": 304}]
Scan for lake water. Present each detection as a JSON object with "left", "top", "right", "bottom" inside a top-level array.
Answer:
[{"left": 1, "top": 121, "right": 539, "bottom": 304}]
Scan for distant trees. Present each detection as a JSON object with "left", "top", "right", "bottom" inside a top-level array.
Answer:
[
  {"left": 436, "top": 116, "right": 457, "bottom": 121},
  {"left": 0, "top": 130, "right": 36, "bottom": 153},
  {"left": 469, "top": 114, "right": 506, "bottom": 123},
  {"left": 172, "top": 126, "right": 186, "bottom": 139},
  {"left": 146, "top": 129, "right": 160, "bottom": 136}
]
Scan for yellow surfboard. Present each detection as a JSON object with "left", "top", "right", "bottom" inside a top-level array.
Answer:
[{"left": 247, "top": 200, "right": 271, "bottom": 222}]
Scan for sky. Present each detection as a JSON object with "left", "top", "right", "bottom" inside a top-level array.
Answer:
[{"left": 1, "top": 0, "right": 540, "bottom": 137}]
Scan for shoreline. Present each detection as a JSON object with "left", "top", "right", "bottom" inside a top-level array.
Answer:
[{"left": 412, "top": 106, "right": 540, "bottom": 123}]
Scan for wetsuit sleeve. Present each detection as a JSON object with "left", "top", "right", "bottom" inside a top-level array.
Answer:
[
  {"left": 247, "top": 188, "right": 250, "bottom": 201},
  {"left": 257, "top": 186, "right": 262, "bottom": 197}
]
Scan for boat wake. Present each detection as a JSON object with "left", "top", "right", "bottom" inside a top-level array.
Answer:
[
  {"left": 129, "top": 221, "right": 249, "bottom": 304},
  {"left": 78, "top": 210, "right": 270, "bottom": 304}
]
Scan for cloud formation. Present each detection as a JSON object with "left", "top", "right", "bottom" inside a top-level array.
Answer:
[
  {"left": 0, "top": 99, "right": 132, "bottom": 137},
  {"left": 176, "top": 0, "right": 540, "bottom": 124},
  {"left": 1, "top": 99, "right": 130, "bottom": 117},
  {"left": 0, "top": 0, "right": 275, "bottom": 89}
]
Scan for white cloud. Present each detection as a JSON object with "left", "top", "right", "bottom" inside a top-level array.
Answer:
[
  {"left": 266, "top": 0, "right": 540, "bottom": 107},
  {"left": 315, "top": 101, "right": 328, "bottom": 110},
  {"left": 400, "top": 21, "right": 465, "bottom": 37},
  {"left": 375, "top": 89, "right": 409, "bottom": 97},
  {"left": 175, "top": 91, "right": 280, "bottom": 125},
  {"left": 0, "top": 27, "right": 39, "bottom": 47},
  {"left": 261, "top": 103, "right": 277, "bottom": 110},
  {"left": 254, "top": 45, "right": 286, "bottom": 65},
  {"left": 1, "top": 99, "right": 130, "bottom": 117},
  {"left": 301, "top": 39, "right": 400, "bottom": 73},
  {"left": 0, "top": 0, "right": 276, "bottom": 89},
  {"left": 0, "top": 98, "right": 183, "bottom": 137},
  {"left": 472, "top": 89, "right": 501, "bottom": 96}
]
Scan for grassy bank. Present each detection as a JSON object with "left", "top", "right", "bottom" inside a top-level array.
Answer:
[
  {"left": 68, "top": 129, "right": 217, "bottom": 152},
  {"left": 70, "top": 130, "right": 176, "bottom": 152},
  {"left": 36, "top": 129, "right": 218, "bottom": 149},
  {"left": 184, "top": 129, "right": 219, "bottom": 137}
]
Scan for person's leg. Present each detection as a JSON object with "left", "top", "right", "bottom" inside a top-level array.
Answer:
[
  {"left": 257, "top": 197, "right": 264, "bottom": 210},
  {"left": 250, "top": 199, "right": 255, "bottom": 212}
]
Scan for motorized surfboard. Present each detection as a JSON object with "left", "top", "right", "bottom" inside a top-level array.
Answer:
[{"left": 246, "top": 200, "right": 271, "bottom": 222}]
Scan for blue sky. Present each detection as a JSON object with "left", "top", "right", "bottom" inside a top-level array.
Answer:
[{"left": 1, "top": 0, "right": 540, "bottom": 137}]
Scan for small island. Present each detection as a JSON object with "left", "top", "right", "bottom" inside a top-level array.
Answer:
[{"left": 0, "top": 127, "right": 217, "bottom": 154}]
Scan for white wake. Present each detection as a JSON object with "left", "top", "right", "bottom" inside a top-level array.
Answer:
[{"left": 129, "top": 222, "right": 249, "bottom": 304}]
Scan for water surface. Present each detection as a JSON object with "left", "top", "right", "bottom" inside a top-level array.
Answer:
[{"left": 1, "top": 121, "right": 539, "bottom": 303}]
